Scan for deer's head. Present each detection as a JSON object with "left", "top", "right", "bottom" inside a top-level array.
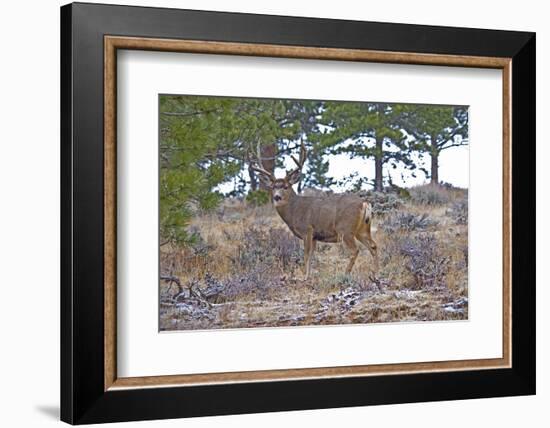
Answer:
[{"left": 250, "top": 142, "right": 307, "bottom": 207}]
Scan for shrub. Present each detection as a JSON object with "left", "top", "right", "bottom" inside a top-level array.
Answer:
[
  {"left": 397, "top": 234, "right": 450, "bottom": 289},
  {"left": 246, "top": 189, "right": 270, "bottom": 206},
  {"left": 187, "top": 227, "right": 212, "bottom": 256},
  {"left": 268, "top": 228, "right": 303, "bottom": 269},
  {"left": 386, "top": 184, "right": 411, "bottom": 200},
  {"left": 215, "top": 267, "right": 275, "bottom": 302},
  {"left": 357, "top": 190, "right": 403, "bottom": 215},
  {"left": 238, "top": 227, "right": 269, "bottom": 269},
  {"left": 447, "top": 198, "right": 468, "bottom": 225},
  {"left": 381, "top": 212, "right": 438, "bottom": 233},
  {"left": 409, "top": 184, "right": 451, "bottom": 205},
  {"left": 238, "top": 226, "right": 302, "bottom": 271}
]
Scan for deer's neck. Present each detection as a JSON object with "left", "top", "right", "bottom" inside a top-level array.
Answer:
[{"left": 275, "top": 189, "right": 301, "bottom": 234}]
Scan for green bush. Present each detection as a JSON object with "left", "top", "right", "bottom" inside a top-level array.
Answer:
[{"left": 246, "top": 189, "right": 271, "bottom": 206}]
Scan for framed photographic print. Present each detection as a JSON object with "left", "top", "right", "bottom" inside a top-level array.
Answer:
[{"left": 60, "top": 2, "right": 536, "bottom": 424}]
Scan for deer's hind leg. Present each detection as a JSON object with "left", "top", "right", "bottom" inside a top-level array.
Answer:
[
  {"left": 343, "top": 234, "right": 359, "bottom": 274},
  {"left": 356, "top": 222, "right": 379, "bottom": 272},
  {"left": 303, "top": 226, "right": 315, "bottom": 280}
]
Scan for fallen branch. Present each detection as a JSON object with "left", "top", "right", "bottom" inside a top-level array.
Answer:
[{"left": 160, "top": 275, "right": 183, "bottom": 294}]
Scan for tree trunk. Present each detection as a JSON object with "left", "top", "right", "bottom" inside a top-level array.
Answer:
[
  {"left": 259, "top": 143, "right": 277, "bottom": 190},
  {"left": 430, "top": 149, "right": 439, "bottom": 185},
  {"left": 374, "top": 138, "right": 383, "bottom": 192},
  {"left": 248, "top": 165, "right": 258, "bottom": 191}
]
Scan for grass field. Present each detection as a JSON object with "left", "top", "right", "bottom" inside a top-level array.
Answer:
[{"left": 160, "top": 184, "right": 468, "bottom": 331}]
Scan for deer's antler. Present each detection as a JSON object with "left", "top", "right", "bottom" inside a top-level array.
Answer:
[
  {"left": 249, "top": 140, "right": 275, "bottom": 181},
  {"left": 289, "top": 139, "right": 307, "bottom": 174}
]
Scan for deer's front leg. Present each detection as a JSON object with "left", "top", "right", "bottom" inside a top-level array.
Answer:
[{"left": 303, "top": 226, "right": 315, "bottom": 280}]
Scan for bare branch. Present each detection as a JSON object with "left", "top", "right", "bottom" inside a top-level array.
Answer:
[
  {"left": 161, "top": 109, "right": 222, "bottom": 117},
  {"left": 439, "top": 140, "right": 469, "bottom": 151}
]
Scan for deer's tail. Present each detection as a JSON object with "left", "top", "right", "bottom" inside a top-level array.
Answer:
[{"left": 362, "top": 202, "right": 373, "bottom": 225}]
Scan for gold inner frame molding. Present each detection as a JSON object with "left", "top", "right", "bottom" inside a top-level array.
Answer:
[{"left": 104, "top": 35, "right": 512, "bottom": 391}]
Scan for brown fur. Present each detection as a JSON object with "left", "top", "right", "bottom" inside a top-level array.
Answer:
[{"left": 271, "top": 179, "right": 378, "bottom": 279}]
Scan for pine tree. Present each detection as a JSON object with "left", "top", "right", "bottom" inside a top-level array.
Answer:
[
  {"left": 399, "top": 105, "right": 468, "bottom": 184},
  {"left": 159, "top": 95, "right": 242, "bottom": 245},
  {"left": 317, "top": 102, "right": 413, "bottom": 192}
]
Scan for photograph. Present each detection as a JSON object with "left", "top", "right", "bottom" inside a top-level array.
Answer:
[{"left": 159, "top": 94, "right": 470, "bottom": 331}]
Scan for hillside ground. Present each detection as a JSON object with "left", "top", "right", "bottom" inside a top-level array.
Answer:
[{"left": 160, "top": 184, "right": 468, "bottom": 331}]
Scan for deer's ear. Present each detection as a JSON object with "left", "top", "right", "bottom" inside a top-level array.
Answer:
[
  {"left": 287, "top": 169, "right": 301, "bottom": 184},
  {"left": 258, "top": 174, "right": 273, "bottom": 188}
]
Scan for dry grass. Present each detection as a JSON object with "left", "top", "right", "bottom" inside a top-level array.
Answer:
[{"left": 160, "top": 184, "right": 468, "bottom": 331}]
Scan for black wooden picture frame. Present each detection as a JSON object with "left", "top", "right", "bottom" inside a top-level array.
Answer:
[{"left": 61, "top": 2, "right": 535, "bottom": 424}]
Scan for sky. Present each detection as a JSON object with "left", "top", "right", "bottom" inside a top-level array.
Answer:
[{"left": 320, "top": 144, "right": 469, "bottom": 190}]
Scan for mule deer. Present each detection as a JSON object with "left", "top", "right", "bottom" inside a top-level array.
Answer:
[{"left": 250, "top": 142, "right": 379, "bottom": 280}]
